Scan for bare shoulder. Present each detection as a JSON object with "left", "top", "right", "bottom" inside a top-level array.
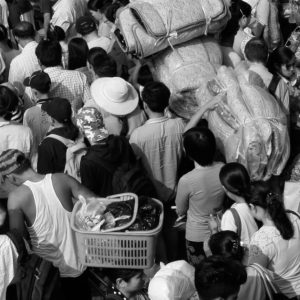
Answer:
[{"left": 7, "top": 185, "right": 32, "bottom": 210}]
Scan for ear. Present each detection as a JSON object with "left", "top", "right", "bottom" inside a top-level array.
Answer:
[{"left": 249, "top": 203, "right": 256, "bottom": 212}]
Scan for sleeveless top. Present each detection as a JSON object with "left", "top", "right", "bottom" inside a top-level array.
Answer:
[{"left": 24, "top": 174, "right": 85, "bottom": 277}]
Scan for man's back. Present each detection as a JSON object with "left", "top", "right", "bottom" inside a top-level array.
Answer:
[
  {"left": 20, "top": 174, "right": 84, "bottom": 277},
  {"left": 130, "top": 116, "right": 184, "bottom": 202},
  {"left": 44, "top": 66, "right": 91, "bottom": 111},
  {"left": 8, "top": 41, "right": 40, "bottom": 95}
]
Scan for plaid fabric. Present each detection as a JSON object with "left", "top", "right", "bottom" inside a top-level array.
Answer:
[{"left": 44, "top": 66, "right": 92, "bottom": 112}]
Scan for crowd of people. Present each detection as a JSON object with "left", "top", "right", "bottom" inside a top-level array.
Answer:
[{"left": 0, "top": 0, "right": 300, "bottom": 299}]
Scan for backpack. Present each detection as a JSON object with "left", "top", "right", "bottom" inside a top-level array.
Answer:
[
  {"left": 46, "top": 134, "right": 87, "bottom": 182},
  {"left": 98, "top": 159, "right": 157, "bottom": 198},
  {"left": 6, "top": 230, "right": 63, "bottom": 300}
]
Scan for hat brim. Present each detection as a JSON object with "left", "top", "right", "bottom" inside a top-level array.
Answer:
[{"left": 91, "top": 78, "right": 139, "bottom": 116}]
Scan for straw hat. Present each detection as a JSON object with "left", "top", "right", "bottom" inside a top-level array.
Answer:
[{"left": 91, "top": 77, "right": 138, "bottom": 116}]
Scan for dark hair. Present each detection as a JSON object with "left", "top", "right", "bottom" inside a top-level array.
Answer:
[
  {"left": 87, "top": 0, "right": 112, "bottom": 13},
  {"left": 93, "top": 55, "right": 117, "bottom": 77},
  {"left": 47, "top": 26, "right": 66, "bottom": 42},
  {"left": 11, "top": 154, "right": 31, "bottom": 175},
  {"left": 13, "top": 21, "right": 35, "bottom": 39},
  {"left": 87, "top": 47, "right": 107, "bottom": 65},
  {"left": 209, "top": 231, "right": 244, "bottom": 262},
  {"left": 249, "top": 181, "right": 294, "bottom": 240},
  {"left": 68, "top": 38, "right": 89, "bottom": 70},
  {"left": 183, "top": 127, "right": 216, "bottom": 166},
  {"left": 36, "top": 40, "right": 62, "bottom": 67},
  {"left": 104, "top": 268, "right": 143, "bottom": 284},
  {"left": 195, "top": 255, "right": 247, "bottom": 300},
  {"left": 0, "top": 86, "right": 20, "bottom": 120},
  {"left": 105, "top": 1, "right": 127, "bottom": 23},
  {"left": 141, "top": 81, "right": 170, "bottom": 113},
  {"left": 244, "top": 38, "right": 269, "bottom": 64},
  {"left": 137, "top": 65, "right": 153, "bottom": 86},
  {"left": 219, "top": 162, "right": 251, "bottom": 201},
  {"left": 267, "top": 46, "right": 295, "bottom": 76}
]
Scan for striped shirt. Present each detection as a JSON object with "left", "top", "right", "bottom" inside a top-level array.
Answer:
[{"left": 8, "top": 41, "right": 41, "bottom": 96}]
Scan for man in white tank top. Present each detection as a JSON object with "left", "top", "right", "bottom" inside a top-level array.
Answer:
[{"left": 0, "top": 149, "right": 96, "bottom": 300}]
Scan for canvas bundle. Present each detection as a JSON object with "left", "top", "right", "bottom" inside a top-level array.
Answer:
[
  {"left": 115, "top": 0, "right": 230, "bottom": 58},
  {"left": 206, "top": 66, "right": 290, "bottom": 181}
]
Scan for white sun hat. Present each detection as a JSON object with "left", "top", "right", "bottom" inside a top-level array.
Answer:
[{"left": 91, "top": 77, "right": 139, "bottom": 116}]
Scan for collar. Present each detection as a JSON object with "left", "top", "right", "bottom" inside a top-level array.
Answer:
[
  {"left": 44, "top": 66, "right": 63, "bottom": 72},
  {"left": 22, "top": 40, "right": 37, "bottom": 52},
  {"left": 145, "top": 115, "right": 169, "bottom": 125},
  {"left": 195, "top": 162, "right": 216, "bottom": 169},
  {"left": 36, "top": 98, "right": 49, "bottom": 105},
  {"left": 279, "top": 74, "right": 297, "bottom": 86}
]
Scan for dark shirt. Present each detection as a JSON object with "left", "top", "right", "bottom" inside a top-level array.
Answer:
[
  {"left": 40, "top": 0, "right": 54, "bottom": 14},
  {"left": 37, "top": 127, "right": 77, "bottom": 174},
  {"left": 80, "top": 135, "right": 136, "bottom": 197}
]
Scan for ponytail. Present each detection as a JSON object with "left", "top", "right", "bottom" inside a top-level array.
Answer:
[{"left": 250, "top": 182, "right": 294, "bottom": 240}]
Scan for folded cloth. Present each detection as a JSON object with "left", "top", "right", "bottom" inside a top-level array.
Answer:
[{"left": 115, "top": 0, "right": 230, "bottom": 58}]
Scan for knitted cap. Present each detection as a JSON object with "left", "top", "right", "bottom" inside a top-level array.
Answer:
[{"left": 0, "top": 149, "right": 26, "bottom": 176}]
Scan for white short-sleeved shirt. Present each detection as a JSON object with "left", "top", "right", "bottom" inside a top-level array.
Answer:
[
  {"left": 249, "top": 214, "right": 300, "bottom": 298},
  {"left": 0, "top": 235, "right": 18, "bottom": 300},
  {"left": 221, "top": 202, "right": 258, "bottom": 247}
]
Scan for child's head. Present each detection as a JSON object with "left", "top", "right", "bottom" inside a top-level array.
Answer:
[
  {"left": 219, "top": 162, "right": 251, "bottom": 202},
  {"left": 209, "top": 230, "right": 244, "bottom": 262},
  {"left": 244, "top": 38, "right": 269, "bottom": 65},
  {"left": 268, "top": 46, "right": 296, "bottom": 80},
  {"left": 105, "top": 268, "right": 145, "bottom": 296},
  {"left": 183, "top": 127, "right": 216, "bottom": 167}
]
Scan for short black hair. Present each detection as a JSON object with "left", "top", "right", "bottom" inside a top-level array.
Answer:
[
  {"left": 13, "top": 21, "right": 35, "bottom": 39},
  {"left": 183, "top": 127, "right": 216, "bottom": 166},
  {"left": 0, "top": 86, "right": 20, "bottom": 120},
  {"left": 195, "top": 256, "right": 247, "bottom": 300},
  {"left": 104, "top": 268, "right": 143, "bottom": 284},
  {"left": 87, "top": 47, "right": 107, "bottom": 65},
  {"left": 267, "top": 46, "right": 295, "bottom": 75},
  {"left": 68, "top": 37, "right": 89, "bottom": 70},
  {"left": 244, "top": 38, "right": 269, "bottom": 64},
  {"left": 141, "top": 81, "right": 170, "bottom": 113},
  {"left": 36, "top": 40, "right": 62, "bottom": 67},
  {"left": 93, "top": 55, "right": 117, "bottom": 77}
]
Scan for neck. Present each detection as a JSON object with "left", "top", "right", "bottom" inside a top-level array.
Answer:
[
  {"left": 18, "top": 38, "right": 34, "bottom": 49},
  {"left": 84, "top": 32, "right": 98, "bottom": 43},
  {"left": 147, "top": 111, "right": 164, "bottom": 119},
  {"left": 262, "top": 216, "right": 275, "bottom": 227},
  {"left": 17, "top": 169, "right": 44, "bottom": 185},
  {"left": 0, "top": 116, "right": 7, "bottom": 122}
]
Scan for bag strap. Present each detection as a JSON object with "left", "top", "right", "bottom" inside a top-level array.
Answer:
[
  {"left": 230, "top": 208, "right": 242, "bottom": 238},
  {"left": 268, "top": 75, "right": 281, "bottom": 98},
  {"left": 45, "top": 134, "right": 73, "bottom": 147},
  {"left": 286, "top": 209, "right": 300, "bottom": 219}
]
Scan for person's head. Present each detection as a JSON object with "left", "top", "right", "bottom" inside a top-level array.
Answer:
[
  {"left": 87, "top": 47, "right": 108, "bottom": 75},
  {"left": 183, "top": 127, "right": 216, "bottom": 167},
  {"left": 141, "top": 81, "right": 170, "bottom": 114},
  {"left": 237, "top": 1, "right": 251, "bottom": 28},
  {"left": 88, "top": 0, "right": 112, "bottom": 22},
  {"left": 195, "top": 255, "right": 247, "bottom": 300},
  {"left": 104, "top": 268, "right": 145, "bottom": 297},
  {"left": 105, "top": 1, "right": 128, "bottom": 23},
  {"left": 36, "top": 40, "right": 62, "bottom": 68},
  {"left": 209, "top": 231, "right": 244, "bottom": 262},
  {"left": 219, "top": 162, "right": 251, "bottom": 202},
  {"left": 0, "top": 149, "right": 31, "bottom": 186},
  {"left": 76, "top": 16, "right": 97, "bottom": 37},
  {"left": 13, "top": 21, "right": 35, "bottom": 46},
  {"left": 92, "top": 54, "right": 117, "bottom": 78},
  {"left": 76, "top": 107, "right": 109, "bottom": 144},
  {"left": 23, "top": 70, "right": 51, "bottom": 101},
  {"left": 267, "top": 46, "right": 296, "bottom": 80},
  {"left": 68, "top": 38, "right": 89, "bottom": 70},
  {"left": 47, "top": 25, "right": 66, "bottom": 42},
  {"left": 91, "top": 77, "right": 138, "bottom": 116},
  {"left": 137, "top": 65, "right": 154, "bottom": 86},
  {"left": 249, "top": 181, "right": 294, "bottom": 240},
  {"left": 244, "top": 38, "right": 269, "bottom": 65},
  {"left": 0, "top": 86, "right": 20, "bottom": 121}
]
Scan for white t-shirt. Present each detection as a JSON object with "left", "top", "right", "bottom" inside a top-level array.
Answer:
[
  {"left": 0, "top": 235, "right": 18, "bottom": 300},
  {"left": 87, "top": 36, "right": 112, "bottom": 52},
  {"left": 221, "top": 202, "right": 258, "bottom": 247},
  {"left": 249, "top": 213, "right": 300, "bottom": 298}
]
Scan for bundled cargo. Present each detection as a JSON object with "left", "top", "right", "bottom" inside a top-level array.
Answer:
[
  {"left": 205, "top": 66, "right": 290, "bottom": 180},
  {"left": 115, "top": 0, "right": 230, "bottom": 58}
]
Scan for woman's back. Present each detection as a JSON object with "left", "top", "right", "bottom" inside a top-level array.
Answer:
[{"left": 249, "top": 213, "right": 300, "bottom": 298}]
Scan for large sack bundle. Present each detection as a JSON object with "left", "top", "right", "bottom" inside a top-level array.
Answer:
[
  {"left": 206, "top": 66, "right": 290, "bottom": 180},
  {"left": 150, "top": 37, "right": 222, "bottom": 118},
  {"left": 115, "top": 0, "right": 230, "bottom": 58}
]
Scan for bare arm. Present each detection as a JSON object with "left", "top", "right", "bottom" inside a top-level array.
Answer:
[{"left": 43, "top": 12, "right": 51, "bottom": 39}]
